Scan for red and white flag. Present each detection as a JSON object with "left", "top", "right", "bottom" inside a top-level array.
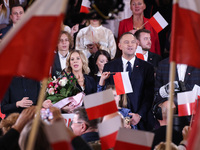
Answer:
[
  {"left": 98, "top": 115, "right": 122, "bottom": 150},
  {"left": 113, "top": 72, "right": 133, "bottom": 95},
  {"left": 44, "top": 120, "right": 72, "bottom": 150},
  {"left": 0, "top": 0, "right": 67, "bottom": 100},
  {"left": 177, "top": 84, "right": 200, "bottom": 116},
  {"left": 148, "top": 11, "right": 168, "bottom": 33},
  {"left": 136, "top": 46, "right": 144, "bottom": 60},
  {"left": 83, "top": 89, "right": 118, "bottom": 120},
  {"left": 170, "top": 0, "right": 200, "bottom": 68},
  {"left": 80, "top": 0, "right": 91, "bottom": 13},
  {"left": 114, "top": 128, "right": 155, "bottom": 150}
]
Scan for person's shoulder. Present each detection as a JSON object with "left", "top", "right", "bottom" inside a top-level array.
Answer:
[
  {"left": 106, "top": 58, "right": 121, "bottom": 66},
  {"left": 137, "top": 57, "right": 153, "bottom": 68},
  {"left": 120, "top": 16, "right": 132, "bottom": 23},
  {"left": 158, "top": 57, "right": 169, "bottom": 65}
]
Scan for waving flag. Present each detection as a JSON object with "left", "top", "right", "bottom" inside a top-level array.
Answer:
[
  {"left": 80, "top": 0, "right": 91, "bottom": 13},
  {"left": 98, "top": 115, "right": 122, "bottom": 150},
  {"left": 114, "top": 128, "right": 154, "bottom": 150},
  {"left": 0, "top": 0, "right": 67, "bottom": 100},
  {"left": 113, "top": 72, "right": 133, "bottom": 95},
  {"left": 148, "top": 11, "right": 168, "bottom": 33},
  {"left": 83, "top": 89, "right": 118, "bottom": 120},
  {"left": 170, "top": 0, "right": 200, "bottom": 68}
]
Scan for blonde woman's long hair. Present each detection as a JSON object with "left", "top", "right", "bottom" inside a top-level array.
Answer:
[{"left": 66, "top": 50, "right": 90, "bottom": 74}]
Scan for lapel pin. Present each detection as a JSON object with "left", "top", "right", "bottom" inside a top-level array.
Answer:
[{"left": 188, "top": 73, "right": 191, "bottom": 75}]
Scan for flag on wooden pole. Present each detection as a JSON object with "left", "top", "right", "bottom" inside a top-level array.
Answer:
[{"left": 0, "top": 0, "right": 66, "bottom": 100}]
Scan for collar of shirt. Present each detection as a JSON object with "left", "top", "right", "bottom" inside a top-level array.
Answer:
[
  {"left": 90, "top": 25, "right": 103, "bottom": 30},
  {"left": 58, "top": 51, "right": 69, "bottom": 70},
  {"left": 122, "top": 56, "right": 135, "bottom": 72},
  {"left": 177, "top": 64, "right": 188, "bottom": 82},
  {"left": 143, "top": 51, "right": 148, "bottom": 61}
]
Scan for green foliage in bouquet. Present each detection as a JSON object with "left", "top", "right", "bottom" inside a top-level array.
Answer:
[{"left": 46, "top": 73, "right": 81, "bottom": 104}]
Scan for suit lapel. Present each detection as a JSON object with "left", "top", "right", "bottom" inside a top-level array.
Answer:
[
  {"left": 184, "top": 66, "right": 194, "bottom": 83},
  {"left": 55, "top": 52, "right": 62, "bottom": 71}
]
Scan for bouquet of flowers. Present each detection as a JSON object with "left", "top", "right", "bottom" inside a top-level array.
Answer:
[{"left": 46, "top": 73, "right": 81, "bottom": 104}]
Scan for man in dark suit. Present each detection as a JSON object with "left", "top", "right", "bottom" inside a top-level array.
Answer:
[
  {"left": 0, "top": 4, "right": 24, "bottom": 39},
  {"left": 1, "top": 77, "right": 40, "bottom": 117},
  {"left": 135, "top": 29, "right": 162, "bottom": 72},
  {"left": 99, "top": 32, "right": 155, "bottom": 131}
]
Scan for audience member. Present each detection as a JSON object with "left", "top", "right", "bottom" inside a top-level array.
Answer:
[
  {"left": 151, "top": 100, "right": 183, "bottom": 149},
  {"left": 135, "top": 29, "right": 162, "bottom": 72},
  {"left": 99, "top": 32, "right": 155, "bottom": 131},
  {"left": 51, "top": 31, "right": 74, "bottom": 77},
  {"left": 0, "top": 112, "right": 19, "bottom": 135},
  {"left": 76, "top": 18, "right": 116, "bottom": 59},
  {"left": 90, "top": 49, "right": 111, "bottom": 84},
  {"left": 1, "top": 77, "right": 40, "bottom": 117},
  {"left": 0, "top": 4, "right": 24, "bottom": 39},
  {"left": 0, "top": 0, "right": 10, "bottom": 29},
  {"left": 0, "top": 106, "right": 36, "bottom": 150},
  {"left": 154, "top": 57, "right": 200, "bottom": 126},
  {"left": 61, "top": 50, "right": 96, "bottom": 112},
  {"left": 118, "top": 0, "right": 160, "bottom": 55}
]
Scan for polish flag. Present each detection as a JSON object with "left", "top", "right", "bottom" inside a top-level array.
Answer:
[
  {"left": 114, "top": 128, "right": 154, "bottom": 150},
  {"left": 113, "top": 72, "right": 133, "bottom": 95},
  {"left": 170, "top": 0, "right": 200, "bottom": 68},
  {"left": 98, "top": 115, "right": 122, "bottom": 150},
  {"left": 83, "top": 89, "right": 118, "bottom": 120},
  {"left": 177, "top": 91, "right": 196, "bottom": 116},
  {"left": 136, "top": 46, "right": 144, "bottom": 60},
  {"left": 44, "top": 120, "right": 72, "bottom": 150},
  {"left": 80, "top": 0, "right": 91, "bottom": 13},
  {"left": 148, "top": 12, "right": 168, "bottom": 33},
  {"left": 0, "top": 0, "right": 66, "bottom": 100}
]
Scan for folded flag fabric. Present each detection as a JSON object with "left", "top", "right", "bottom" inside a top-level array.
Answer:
[
  {"left": 44, "top": 120, "right": 72, "bottom": 150},
  {"left": 83, "top": 89, "right": 118, "bottom": 120},
  {"left": 148, "top": 11, "right": 168, "bottom": 33},
  {"left": 114, "top": 128, "right": 155, "bottom": 150},
  {"left": 136, "top": 46, "right": 144, "bottom": 60},
  {"left": 113, "top": 72, "right": 133, "bottom": 95},
  {"left": 80, "top": 0, "right": 91, "bottom": 13},
  {"left": 98, "top": 115, "right": 122, "bottom": 150}
]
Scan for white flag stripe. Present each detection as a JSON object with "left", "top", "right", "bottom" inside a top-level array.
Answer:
[
  {"left": 193, "top": 84, "right": 200, "bottom": 99},
  {"left": 0, "top": 0, "right": 67, "bottom": 53},
  {"left": 177, "top": 91, "right": 194, "bottom": 105},
  {"left": 44, "top": 120, "right": 70, "bottom": 143},
  {"left": 84, "top": 89, "right": 114, "bottom": 109},
  {"left": 81, "top": 0, "right": 91, "bottom": 8},
  {"left": 117, "top": 128, "right": 155, "bottom": 147},
  {"left": 154, "top": 12, "right": 168, "bottom": 28},
  {"left": 121, "top": 72, "right": 133, "bottom": 93},
  {"left": 179, "top": 0, "right": 200, "bottom": 14},
  {"left": 98, "top": 115, "right": 122, "bottom": 137}
]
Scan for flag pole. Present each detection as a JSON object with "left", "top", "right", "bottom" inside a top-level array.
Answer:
[
  {"left": 166, "top": 61, "right": 176, "bottom": 150},
  {"left": 26, "top": 78, "right": 48, "bottom": 150}
]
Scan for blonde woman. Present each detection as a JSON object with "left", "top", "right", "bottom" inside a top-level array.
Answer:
[
  {"left": 65, "top": 50, "right": 97, "bottom": 95},
  {"left": 0, "top": 0, "right": 10, "bottom": 29}
]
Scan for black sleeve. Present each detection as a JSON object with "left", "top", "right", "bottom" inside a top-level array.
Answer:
[{"left": 71, "top": 136, "right": 93, "bottom": 150}]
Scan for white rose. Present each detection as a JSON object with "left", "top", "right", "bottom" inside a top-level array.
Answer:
[
  {"left": 48, "top": 88, "right": 54, "bottom": 95},
  {"left": 59, "top": 77, "right": 68, "bottom": 87}
]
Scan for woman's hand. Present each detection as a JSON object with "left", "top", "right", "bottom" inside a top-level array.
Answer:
[
  {"left": 42, "top": 99, "right": 53, "bottom": 108},
  {"left": 99, "top": 72, "right": 110, "bottom": 86}
]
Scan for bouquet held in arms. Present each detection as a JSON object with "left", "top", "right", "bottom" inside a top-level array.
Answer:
[{"left": 46, "top": 72, "right": 84, "bottom": 113}]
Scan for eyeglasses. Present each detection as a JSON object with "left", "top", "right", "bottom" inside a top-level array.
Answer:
[{"left": 71, "top": 120, "right": 83, "bottom": 124}]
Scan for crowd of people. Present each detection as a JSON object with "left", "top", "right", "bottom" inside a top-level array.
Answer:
[{"left": 0, "top": 0, "right": 199, "bottom": 149}]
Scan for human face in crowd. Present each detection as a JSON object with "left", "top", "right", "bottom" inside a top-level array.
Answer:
[
  {"left": 90, "top": 19, "right": 100, "bottom": 27},
  {"left": 113, "top": 89, "right": 120, "bottom": 107},
  {"left": 118, "top": 34, "right": 138, "bottom": 60},
  {"left": 96, "top": 54, "right": 108, "bottom": 73},
  {"left": 10, "top": 6, "right": 24, "bottom": 24},
  {"left": 70, "top": 52, "right": 83, "bottom": 73},
  {"left": 71, "top": 114, "right": 83, "bottom": 136},
  {"left": 138, "top": 32, "right": 152, "bottom": 51},
  {"left": 58, "top": 33, "right": 70, "bottom": 52},
  {"left": 130, "top": 0, "right": 146, "bottom": 15}
]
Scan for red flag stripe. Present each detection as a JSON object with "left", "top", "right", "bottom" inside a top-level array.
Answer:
[
  {"left": 170, "top": 3, "right": 200, "bottom": 68},
  {"left": 136, "top": 53, "right": 144, "bottom": 60},
  {"left": 113, "top": 73, "right": 125, "bottom": 95},
  {"left": 178, "top": 102, "right": 196, "bottom": 116},
  {"left": 148, "top": 17, "right": 163, "bottom": 33},
  {"left": 114, "top": 140, "right": 151, "bottom": 150},
  {"left": 80, "top": 6, "right": 90, "bottom": 13},
  {"left": 86, "top": 101, "right": 118, "bottom": 120},
  {"left": 100, "top": 131, "right": 118, "bottom": 150},
  {"left": 51, "top": 141, "right": 71, "bottom": 150}
]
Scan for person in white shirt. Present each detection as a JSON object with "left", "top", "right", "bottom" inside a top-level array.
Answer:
[{"left": 75, "top": 19, "right": 116, "bottom": 59}]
